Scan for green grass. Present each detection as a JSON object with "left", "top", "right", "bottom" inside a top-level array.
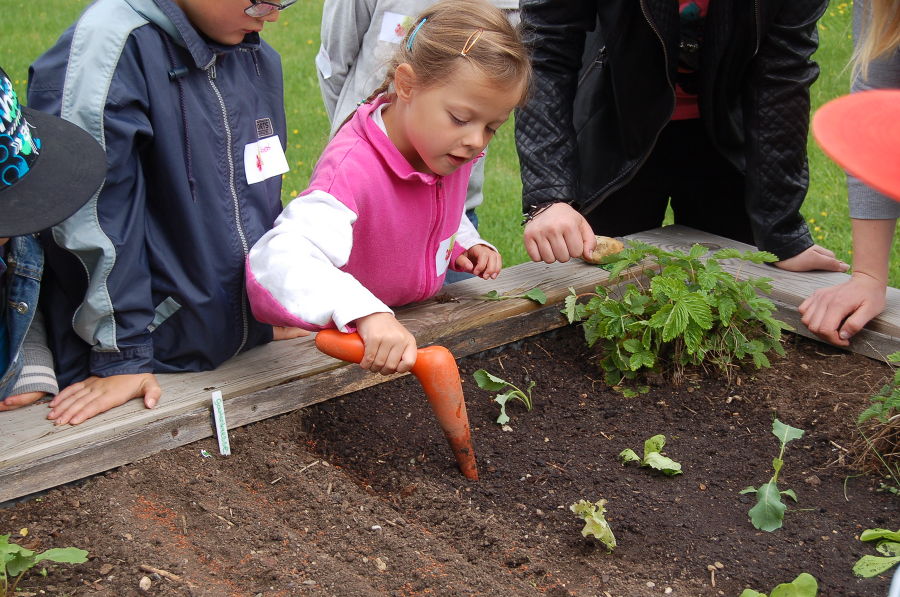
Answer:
[{"left": 2, "top": 1, "right": 895, "bottom": 284}]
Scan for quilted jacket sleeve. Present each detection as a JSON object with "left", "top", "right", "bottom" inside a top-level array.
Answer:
[
  {"left": 742, "top": 0, "right": 826, "bottom": 258},
  {"left": 514, "top": 1, "right": 596, "bottom": 212}
]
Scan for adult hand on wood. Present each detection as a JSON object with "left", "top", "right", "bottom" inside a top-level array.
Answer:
[
  {"left": 355, "top": 312, "right": 417, "bottom": 375},
  {"left": 773, "top": 244, "right": 849, "bottom": 272},
  {"left": 48, "top": 373, "right": 161, "bottom": 425},
  {"left": 799, "top": 272, "right": 886, "bottom": 346},
  {"left": 523, "top": 202, "right": 596, "bottom": 264},
  {"left": 272, "top": 326, "right": 311, "bottom": 340}
]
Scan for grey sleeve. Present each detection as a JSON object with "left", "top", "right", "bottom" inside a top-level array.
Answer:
[
  {"left": 10, "top": 309, "right": 59, "bottom": 397},
  {"left": 317, "top": 0, "right": 376, "bottom": 127},
  {"left": 848, "top": 0, "right": 900, "bottom": 220}
]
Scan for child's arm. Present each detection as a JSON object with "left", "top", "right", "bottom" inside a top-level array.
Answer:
[
  {"left": 246, "top": 191, "right": 393, "bottom": 333},
  {"left": 0, "top": 310, "right": 58, "bottom": 411}
]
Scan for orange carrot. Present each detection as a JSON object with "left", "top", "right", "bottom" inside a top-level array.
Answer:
[{"left": 315, "top": 330, "right": 479, "bottom": 480}]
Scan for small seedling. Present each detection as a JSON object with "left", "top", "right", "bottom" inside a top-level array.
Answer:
[
  {"left": 0, "top": 533, "right": 88, "bottom": 597},
  {"left": 852, "top": 528, "right": 900, "bottom": 578},
  {"left": 740, "top": 419, "right": 805, "bottom": 532},
  {"left": 619, "top": 434, "right": 682, "bottom": 476},
  {"left": 472, "top": 369, "right": 534, "bottom": 425},
  {"left": 481, "top": 287, "right": 547, "bottom": 305},
  {"left": 569, "top": 499, "right": 616, "bottom": 551},
  {"left": 858, "top": 351, "right": 900, "bottom": 425},
  {"left": 739, "top": 572, "right": 818, "bottom": 596}
]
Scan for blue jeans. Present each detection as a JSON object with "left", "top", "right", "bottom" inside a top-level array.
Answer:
[
  {"left": 0, "top": 235, "right": 43, "bottom": 398},
  {"left": 444, "top": 210, "right": 479, "bottom": 285}
]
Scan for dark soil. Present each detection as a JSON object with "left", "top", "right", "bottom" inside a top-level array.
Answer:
[{"left": 2, "top": 326, "right": 897, "bottom": 597}]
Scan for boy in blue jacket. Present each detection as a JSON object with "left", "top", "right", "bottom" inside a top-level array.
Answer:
[
  {"left": 0, "top": 66, "right": 105, "bottom": 410},
  {"left": 28, "top": 0, "right": 304, "bottom": 425}
]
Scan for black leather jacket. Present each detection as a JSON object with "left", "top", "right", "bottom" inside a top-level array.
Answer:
[{"left": 515, "top": 0, "right": 826, "bottom": 259}]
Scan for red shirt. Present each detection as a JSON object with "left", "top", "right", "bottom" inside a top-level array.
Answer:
[{"left": 672, "top": 0, "right": 710, "bottom": 120}]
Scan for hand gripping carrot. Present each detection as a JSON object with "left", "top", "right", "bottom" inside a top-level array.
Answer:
[{"left": 315, "top": 330, "right": 478, "bottom": 480}]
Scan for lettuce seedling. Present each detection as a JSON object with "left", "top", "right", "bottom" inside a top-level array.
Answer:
[
  {"left": 619, "top": 434, "right": 682, "bottom": 476},
  {"left": 739, "top": 572, "right": 818, "bottom": 596},
  {"left": 481, "top": 287, "right": 547, "bottom": 305},
  {"left": 852, "top": 528, "right": 900, "bottom": 578},
  {"left": 1, "top": 533, "right": 88, "bottom": 597},
  {"left": 472, "top": 369, "right": 534, "bottom": 425},
  {"left": 570, "top": 499, "right": 616, "bottom": 551},
  {"left": 740, "top": 419, "right": 805, "bottom": 532}
]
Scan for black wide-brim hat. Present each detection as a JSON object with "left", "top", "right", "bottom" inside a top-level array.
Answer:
[{"left": 0, "top": 67, "right": 106, "bottom": 237}]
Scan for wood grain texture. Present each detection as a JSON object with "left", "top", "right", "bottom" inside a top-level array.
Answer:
[{"left": 2, "top": 225, "right": 896, "bottom": 502}]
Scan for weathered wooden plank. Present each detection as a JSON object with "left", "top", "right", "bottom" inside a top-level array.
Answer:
[
  {"left": 2, "top": 225, "right": 896, "bottom": 503},
  {"left": 628, "top": 225, "right": 900, "bottom": 361},
  {"left": 0, "top": 258, "right": 630, "bottom": 502}
]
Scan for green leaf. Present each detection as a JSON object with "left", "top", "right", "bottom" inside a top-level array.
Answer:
[
  {"left": 768, "top": 573, "right": 818, "bottom": 597},
  {"left": 473, "top": 369, "right": 508, "bottom": 392},
  {"left": 861, "top": 529, "right": 900, "bottom": 543},
  {"left": 629, "top": 351, "right": 655, "bottom": 371},
  {"left": 662, "top": 301, "right": 690, "bottom": 342},
  {"left": 482, "top": 290, "right": 501, "bottom": 300},
  {"left": 877, "top": 541, "right": 900, "bottom": 557},
  {"left": 772, "top": 419, "right": 805, "bottom": 446},
  {"left": 781, "top": 488, "right": 798, "bottom": 502},
  {"left": 739, "top": 486, "right": 758, "bottom": 494},
  {"left": 748, "top": 481, "right": 787, "bottom": 532},
  {"left": 563, "top": 289, "right": 580, "bottom": 323},
  {"left": 5, "top": 548, "right": 36, "bottom": 578},
  {"left": 688, "top": 244, "right": 709, "bottom": 259},
  {"left": 717, "top": 296, "right": 737, "bottom": 326},
  {"left": 524, "top": 288, "right": 548, "bottom": 305},
  {"left": 643, "top": 452, "right": 683, "bottom": 475},
  {"left": 494, "top": 393, "right": 512, "bottom": 425},
  {"left": 680, "top": 293, "right": 713, "bottom": 329},
  {"left": 570, "top": 499, "right": 616, "bottom": 551},
  {"left": 712, "top": 248, "right": 743, "bottom": 260},
  {"left": 619, "top": 449, "right": 641, "bottom": 465},
  {"left": 740, "top": 591, "right": 767, "bottom": 597},
  {"left": 643, "top": 434, "right": 667, "bottom": 458},
  {"left": 34, "top": 547, "right": 89, "bottom": 565},
  {"left": 852, "top": 554, "right": 900, "bottom": 578}
]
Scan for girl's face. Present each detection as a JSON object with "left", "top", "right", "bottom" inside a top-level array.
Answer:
[
  {"left": 389, "top": 62, "right": 524, "bottom": 176},
  {"left": 174, "top": 0, "right": 280, "bottom": 46}
]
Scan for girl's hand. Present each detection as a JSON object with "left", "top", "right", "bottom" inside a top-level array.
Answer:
[
  {"left": 48, "top": 373, "right": 161, "bottom": 425},
  {"left": 354, "top": 313, "right": 417, "bottom": 375},
  {"left": 455, "top": 245, "right": 502, "bottom": 279}
]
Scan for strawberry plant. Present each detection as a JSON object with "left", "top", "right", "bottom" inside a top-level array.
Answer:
[
  {"left": 1, "top": 533, "right": 88, "bottom": 596},
  {"left": 570, "top": 499, "right": 616, "bottom": 551},
  {"left": 740, "top": 572, "right": 818, "bottom": 596},
  {"left": 740, "top": 419, "right": 805, "bottom": 532},
  {"left": 619, "top": 434, "right": 682, "bottom": 476},
  {"left": 472, "top": 369, "right": 534, "bottom": 425},
  {"left": 852, "top": 528, "right": 900, "bottom": 578},
  {"left": 563, "top": 241, "right": 787, "bottom": 395}
]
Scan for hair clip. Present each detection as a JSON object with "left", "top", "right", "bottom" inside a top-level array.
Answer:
[
  {"left": 460, "top": 28, "right": 484, "bottom": 57},
  {"left": 406, "top": 18, "right": 427, "bottom": 51}
]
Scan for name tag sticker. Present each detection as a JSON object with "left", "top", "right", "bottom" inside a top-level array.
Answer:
[
  {"left": 378, "top": 11, "right": 413, "bottom": 44},
  {"left": 244, "top": 135, "right": 289, "bottom": 185},
  {"left": 435, "top": 233, "right": 456, "bottom": 277}
]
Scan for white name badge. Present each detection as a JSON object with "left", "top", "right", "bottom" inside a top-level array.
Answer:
[
  {"left": 378, "top": 11, "right": 413, "bottom": 44},
  {"left": 435, "top": 233, "right": 456, "bottom": 277},
  {"left": 244, "top": 135, "right": 289, "bottom": 185}
]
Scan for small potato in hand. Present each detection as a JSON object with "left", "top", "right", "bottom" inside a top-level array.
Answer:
[{"left": 583, "top": 236, "right": 625, "bottom": 264}]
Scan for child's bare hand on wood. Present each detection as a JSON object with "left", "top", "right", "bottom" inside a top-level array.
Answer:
[
  {"left": 355, "top": 313, "right": 417, "bottom": 375},
  {"left": 48, "top": 373, "right": 161, "bottom": 425},
  {"left": 272, "top": 326, "right": 311, "bottom": 340},
  {"left": 455, "top": 244, "right": 501, "bottom": 279},
  {"left": 0, "top": 391, "right": 48, "bottom": 412}
]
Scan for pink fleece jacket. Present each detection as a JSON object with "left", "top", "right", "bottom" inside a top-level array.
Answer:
[{"left": 245, "top": 97, "right": 487, "bottom": 332}]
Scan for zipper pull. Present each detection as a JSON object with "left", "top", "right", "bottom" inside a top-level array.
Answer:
[{"left": 209, "top": 63, "right": 217, "bottom": 80}]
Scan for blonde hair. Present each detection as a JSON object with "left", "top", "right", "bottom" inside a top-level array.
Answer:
[
  {"left": 853, "top": 0, "right": 900, "bottom": 79},
  {"left": 363, "top": 0, "right": 531, "bottom": 107}
]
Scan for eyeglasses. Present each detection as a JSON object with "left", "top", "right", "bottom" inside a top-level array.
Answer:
[{"left": 245, "top": 0, "right": 297, "bottom": 18}]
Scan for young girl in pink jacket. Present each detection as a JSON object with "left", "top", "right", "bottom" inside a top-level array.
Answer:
[{"left": 246, "top": 0, "right": 531, "bottom": 376}]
